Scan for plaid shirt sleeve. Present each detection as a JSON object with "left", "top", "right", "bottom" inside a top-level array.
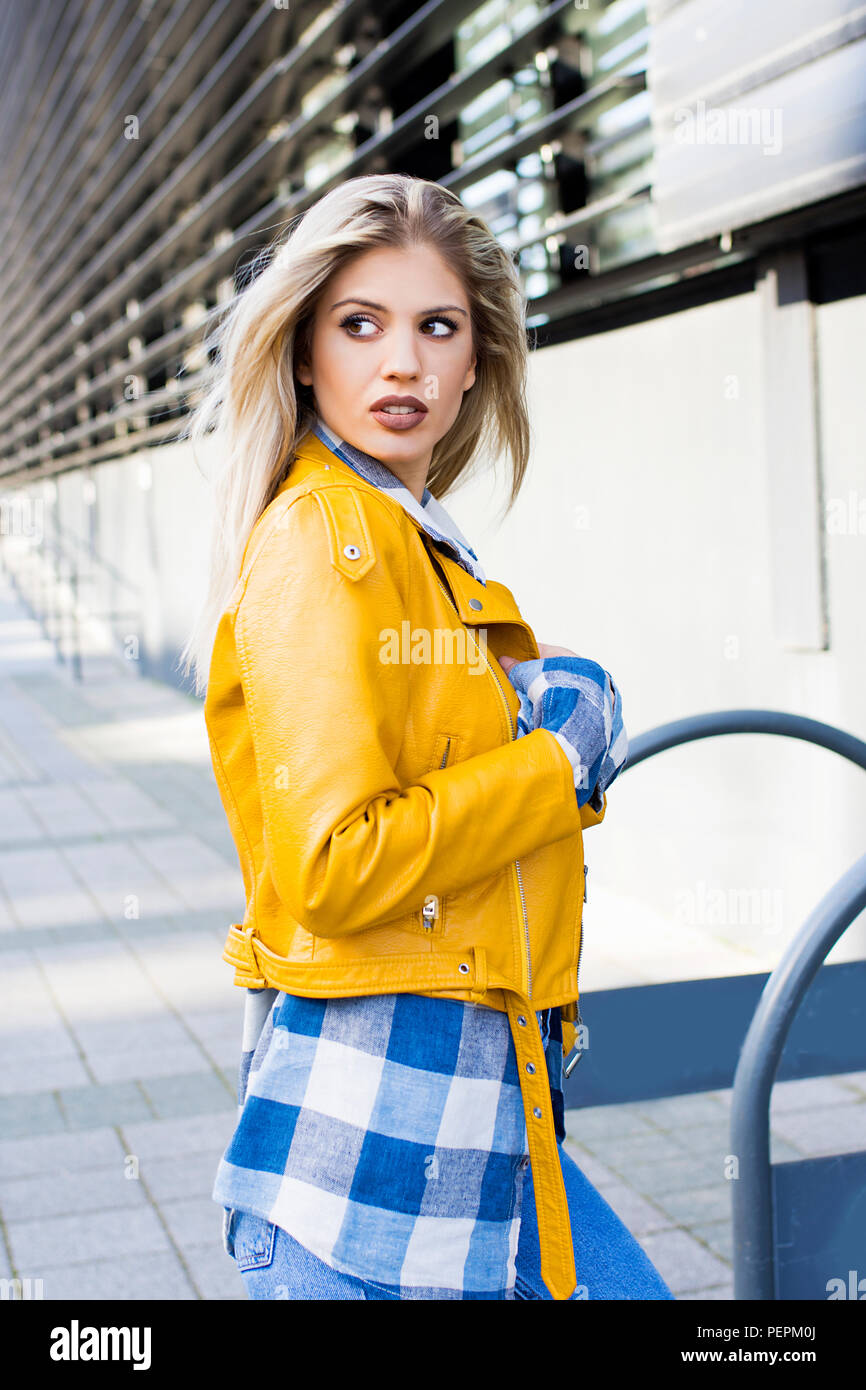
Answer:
[{"left": 505, "top": 656, "right": 627, "bottom": 810}]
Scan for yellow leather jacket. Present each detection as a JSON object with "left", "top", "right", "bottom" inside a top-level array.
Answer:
[{"left": 205, "top": 428, "right": 607, "bottom": 1300}]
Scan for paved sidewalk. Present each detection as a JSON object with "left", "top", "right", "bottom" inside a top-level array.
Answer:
[{"left": 0, "top": 567, "right": 863, "bottom": 1301}]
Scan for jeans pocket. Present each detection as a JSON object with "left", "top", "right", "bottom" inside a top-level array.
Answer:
[{"left": 230, "top": 1209, "right": 278, "bottom": 1272}]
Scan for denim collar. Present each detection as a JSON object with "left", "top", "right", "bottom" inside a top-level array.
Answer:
[{"left": 310, "top": 414, "right": 486, "bottom": 586}]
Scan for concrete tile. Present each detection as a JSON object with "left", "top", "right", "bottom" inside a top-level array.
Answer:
[
  {"left": 119, "top": 1109, "right": 237, "bottom": 1163},
  {"left": 201, "top": 1035, "right": 243, "bottom": 1070},
  {"left": 138, "top": 1070, "right": 234, "bottom": 1120},
  {"left": 672, "top": 1122, "right": 735, "bottom": 1156},
  {"left": 0, "top": 1054, "right": 92, "bottom": 1095},
  {"left": 7, "top": 922, "right": 116, "bottom": 950},
  {"left": 130, "top": 937, "right": 237, "bottom": 1012},
  {"left": 0, "top": 790, "right": 43, "bottom": 843},
  {"left": 218, "top": 1065, "right": 240, "bottom": 1097},
  {"left": 0, "top": 1162, "right": 149, "bottom": 1221},
  {"left": 35, "top": 942, "right": 167, "bottom": 1013},
  {"left": 136, "top": 1149, "right": 220, "bottom": 1204},
  {"left": 0, "top": 1023, "right": 79, "bottom": 1061},
  {"left": 7, "top": 1203, "right": 172, "bottom": 1269},
  {"left": 771, "top": 1136, "right": 810, "bottom": 1162},
  {"left": 655, "top": 1184, "right": 734, "bottom": 1227},
  {"left": 87, "top": 1044, "right": 209, "bottom": 1086},
  {"left": 71, "top": 778, "right": 176, "bottom": 835},
  {"left": 560, "top": 1141, "right": 621, "bottom": 1187},
  {"left": 588, "top": 1182, "right": 675, "bottom": 1237},
  {"left": 58, "top": 1081, "right": 155, "bottom": 1130},
  {"left": 769, "top": 1075, "right": 866, "bottom": 1114},
  {"left": 182, "top": 1006, "right": 244, "bottom": 1045},
  {"left": 182, "top": 1244, "right": 249, "bottom": 1300},
  {"left": 64, "top": 839, "right": 189, "bottom": 920},
  {"left": 563, "top": 1103, "right": 658, "bottom": 1140},
  {"left": 0, "top": 1127, "right": 127, "bottom": 1178},
  {"left": 620, "top": 1153, "right": 724, "bottom": 1197},
  {"left": 0, "top": 847, "right": 98, "bottom": 928},
  {"left": 637, "top": 1228, "right": 731, "bottom": 1295},
  {"left": 578, "top": 1129, "right": 691, "bottom": 1169},
  {"left": 132, "top": 833, "right": 241, "bottom": 912},
  {"left": 157, "top": 1195, "right": 224, "bottom": 1256},
  {"left": 34, "top": 1252, "right": 197, "bottom": 1300},
  {"left": 691, "top": 1220, "right": 734, "bottom": 1262},
  {"left": 678, "top": 1284, "right": 734, "bottom": 1300},
  {"left": 112, "top": 915, "right": 191, "bottom": 941},
  {"left": 0, "top": 1091, "right": 66, "bottom": 1140},
  {"left": 19, "top": 783, "right": 110, "bottom": 839},
  {"left": 633, "top": 1093, "right": 730, "bottom": 1128},
  {"left": 768, "top": 1103, "right": 866, "bottom": 1158},
  {"left": 72, "top": 1014, "right": 192, "bottom": 1054}
]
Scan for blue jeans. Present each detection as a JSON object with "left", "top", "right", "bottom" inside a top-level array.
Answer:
[{"left": 223, "top": 1141, "right": 675, "bottom": 1301}]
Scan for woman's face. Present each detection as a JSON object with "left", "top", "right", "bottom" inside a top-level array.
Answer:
[{"left": 295, "top": 242, "right": 477, "bottom": 501}]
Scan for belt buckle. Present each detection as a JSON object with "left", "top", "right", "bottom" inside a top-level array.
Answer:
[
  {"left": 563, "top": 1012, "right": 585, "bottom": 1078},
  {"left": 238, "top": 924, "right": 266, "bottom": 988},
  {"left": 563, "top": 1045, "right": 584, "bottom": 1078}
]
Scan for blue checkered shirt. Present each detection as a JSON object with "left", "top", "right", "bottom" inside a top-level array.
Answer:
[{"left": 212, "top": 415, "right": 620, "bottom": 1297}]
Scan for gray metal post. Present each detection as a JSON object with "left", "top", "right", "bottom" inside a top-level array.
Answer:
[{"left": 730, "top": 853, "right": 866, "bottom": 1298}]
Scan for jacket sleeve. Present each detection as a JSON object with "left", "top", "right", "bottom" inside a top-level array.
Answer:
[{"left": 233, "top": 488, "right": 585, "bottom": 938}]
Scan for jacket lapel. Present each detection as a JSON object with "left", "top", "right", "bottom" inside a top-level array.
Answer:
[{"left": 285, "top": 430, "right": 540, "bottom": 661}]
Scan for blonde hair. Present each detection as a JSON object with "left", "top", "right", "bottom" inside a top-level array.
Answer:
[{"left": 177, "top": 173, "right": 532, "bottom": 698}]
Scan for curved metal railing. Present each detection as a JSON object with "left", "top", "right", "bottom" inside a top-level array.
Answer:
[
  {"left": 625, "top": 708, "right": 866, "bottom": 774},
  {"left": 729, "top": 852, "right": 866, "bottom": 1298},
  {"left": 619, "top": 708, "right": 866, "bottom": 1299}
]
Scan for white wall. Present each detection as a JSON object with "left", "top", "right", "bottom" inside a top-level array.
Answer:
[{"left": 446, "top": 285, "right": 866, "bottom": 984}]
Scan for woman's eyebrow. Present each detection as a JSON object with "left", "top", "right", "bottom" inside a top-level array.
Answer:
[{"left": 329, "top": 297, "right": 468, "bottom": 317}]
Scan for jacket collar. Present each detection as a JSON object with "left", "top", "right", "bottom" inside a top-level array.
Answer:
[
  {"left": 281, "top": 421, "right": 537, "bottom": 650},
  {"left": 284, "top": 415, "right": 486, "bottom": 586}
]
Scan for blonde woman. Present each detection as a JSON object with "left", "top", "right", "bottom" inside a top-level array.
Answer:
[{"left": 181, "top": 173, "right": 673, "bottom": 1302}]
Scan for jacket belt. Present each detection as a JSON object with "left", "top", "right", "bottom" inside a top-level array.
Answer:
[
  {"left": 223, "top": 923, "right": 489, "bottom": 999},
  {"left": 222, "top": 922, "right": 576, "bottom": 1301},
  {"left": 502, "top": 991, "right": 577, "bottom": 1301}
]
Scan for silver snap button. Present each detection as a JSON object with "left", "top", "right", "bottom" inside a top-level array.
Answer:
[
  {"left": 469, "top": 598, "right": 482, "bottom": 610},
  {"left": 525, "top": 1062, "right": 536, "bottom": 1075},
  {"left": 517, "top": 1015, "right": 527, "bottom": 1026},
  {"left": 324, "top": 463, "right": 330, "bottom": 469},
  {"left": 343, "top": 544, "right": 361, "bottom": 559},
  {"left": 458, "top": 962, "right": 470, "bottom": 975},
  {"left": 533, "top": 1107, "right": 543, "bottom": 1119}
]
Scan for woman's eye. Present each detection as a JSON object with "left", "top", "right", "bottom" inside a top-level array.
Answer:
[
  {"left": 339, "top": 313, "right": 378, "bottom": 337},
  {"left": 338, "top": 313, "right": 459, "bottom": 338},
  {"left": 421, "top": 316, "right": 459, "bottom": 337}
]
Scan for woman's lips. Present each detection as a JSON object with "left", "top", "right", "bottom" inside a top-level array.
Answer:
[{"left": 370, "top": 408, "right": 428, "bottom": 430}]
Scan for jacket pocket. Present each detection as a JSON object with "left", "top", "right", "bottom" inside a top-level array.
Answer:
[
  {"left": 415, "top": 734, "right": 461, "bottom": 936},
  {"left": 430, "top": 732, "right": 460, "bottom": 771},
  {"left": 418, "top": 891, "right": 444, "bottom": 935}
]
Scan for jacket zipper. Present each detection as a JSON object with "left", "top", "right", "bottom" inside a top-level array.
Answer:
[
  {"left": 576, "top": 862, "right": 587, "bottom": 993},
  {"left": 429, "top": 566, "right": 533, "bottom": 998},
  {"left": 420, "top": 738, "right": 452, "bottom": 931},
  {"left": 566, "top": 864, "right": 589, "bottom": 1075}
]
